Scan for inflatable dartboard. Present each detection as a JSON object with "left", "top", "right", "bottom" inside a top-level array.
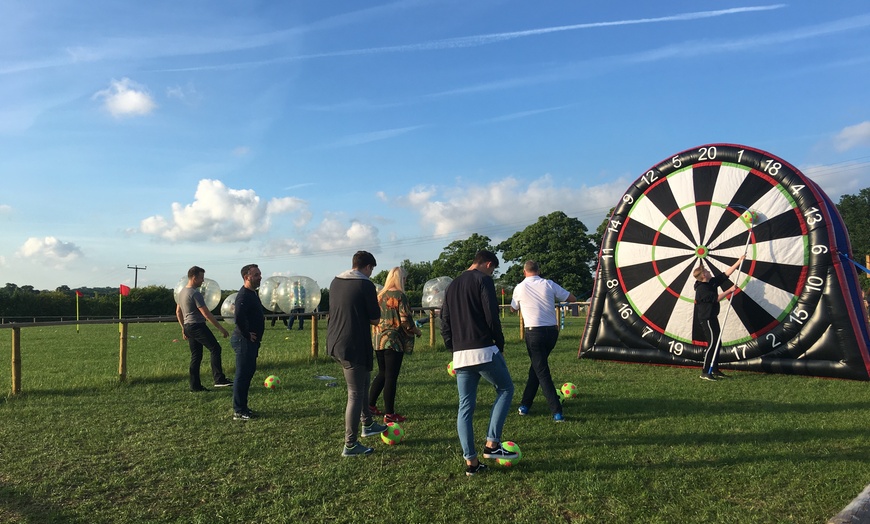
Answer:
[{"left": 580, "top": 143, "right": 870, "bottom": 380}]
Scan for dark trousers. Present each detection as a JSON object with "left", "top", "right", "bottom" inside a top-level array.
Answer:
[
  {"left": 231, "top": 333, "right": 259, "bottom": 413},
  {"left": 520, "top": 325, "right": 562, "bottom": 415},
  {"left": 183, "top": 323, "right": 227, "bottom": 389},
  {"left": 369, "top": 350, "right": 405, "bottom": 414},
  {"left": 700, "top": 319, "right": 722, "bottom": 373},
  {"left": 340, "top": 360, "right": 375, "bottom": 446},
  {"left": 288, "top": 308, "right": 305, "bottom": 330}
]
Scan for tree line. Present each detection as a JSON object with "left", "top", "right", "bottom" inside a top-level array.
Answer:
[{"left": 4, "top": 189, "right": 869, "bottom": 320}]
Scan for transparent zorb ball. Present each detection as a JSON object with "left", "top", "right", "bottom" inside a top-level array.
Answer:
[
  {"left": 276, "top": 276, "right": 322, "bottom": 313},
  {"left": 173, "top": 276, "right": 222, "bottom": 311},
  {"left": 220, "top": 292, "right": 238, "bottom": 324},
  {"left": 259, "top": 276, "right": 289, "bottom": 313},
  {"left": 422, "top": 276, "right": 453, "bottom": 309}
]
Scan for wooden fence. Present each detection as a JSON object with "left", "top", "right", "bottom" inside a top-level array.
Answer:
[{"left": 1, "top": 304, "right": 587, "bottom": 396}]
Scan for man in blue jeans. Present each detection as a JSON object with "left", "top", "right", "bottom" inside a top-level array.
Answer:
[
  {"left": 510, "top": 260, "right": 576, "bottom": 421},
  {"left": 441, "top": 250, "right": 518, "bottom": 476},
  {"left": 231, "top": 264, "right": 264, "bottom": 420}
]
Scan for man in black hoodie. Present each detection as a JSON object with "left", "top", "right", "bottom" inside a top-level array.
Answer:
[
  {"left": 441, "top": 250, "right": 518, "bottom": 476},
  {"left": 328, "top": 251, "right": 387, "bottom": 457}
]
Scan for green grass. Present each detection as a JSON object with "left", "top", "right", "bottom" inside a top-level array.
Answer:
[{"left": 1, "top": 316, "right": 869, "bottom": 523}]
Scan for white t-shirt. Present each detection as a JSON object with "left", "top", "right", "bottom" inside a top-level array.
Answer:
[
  {"left": 511, "top": 275, "right": 571, "bottom": 327},
  {"left": 453, "top": 345, "right": 500, "bottom": 369}
]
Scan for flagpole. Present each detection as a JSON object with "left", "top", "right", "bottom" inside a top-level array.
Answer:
[
  {"left": 119, "top": 291, "right": 123, "bottom": 333},
  {"left": 501, "top": 288, "right": 505, "bottom": 318},
  {"left": 76, "top": 293, "right": 80, "bottom": 334}
]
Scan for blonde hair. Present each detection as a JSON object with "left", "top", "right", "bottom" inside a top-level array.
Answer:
[
  {"left": 692, "top": 266, "right": 705, "bottom": 280},
  {"left": 378, "top": 267, "right": 406, "bottom": 300}
]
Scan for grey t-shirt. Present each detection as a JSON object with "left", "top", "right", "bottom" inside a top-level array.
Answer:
[{"left": 178, "top": 286, "right": 207, "bottom": 325}]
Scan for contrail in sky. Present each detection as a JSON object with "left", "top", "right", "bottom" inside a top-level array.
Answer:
[{"left": 159, "top": 5, "right": 787, "bottom": 71}]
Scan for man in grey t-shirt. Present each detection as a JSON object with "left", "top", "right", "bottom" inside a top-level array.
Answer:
[{"left": 175, "top": 266, "right": 232, "bottom": 392}]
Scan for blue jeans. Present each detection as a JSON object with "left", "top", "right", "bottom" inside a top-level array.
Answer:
[
  {"left": 521, "top": 326, "right": 562, "bottom": 415},
  {"left": 231, "top": 333, "right": 259, "bottom": 414},
  {"left": 455, "top": 352, "right": 514, "bottom": 460}
]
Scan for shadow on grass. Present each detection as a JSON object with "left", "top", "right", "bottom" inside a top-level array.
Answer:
[
  {"left": 585, "top": 395, "right": 870, "bottom": 419},
  {"left": 0, "top": 482, "right": 88, "bottom": 524}
]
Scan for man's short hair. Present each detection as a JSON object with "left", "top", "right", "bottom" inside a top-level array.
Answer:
[
  {"left": 188, "top": 266, "right": 205, "bottom": 279},
  {"left": 523, "top": 260, "right": 539, "bottom": 274},
  {"left": 240, "top": 264, "right": 259, "bottom": 279},
  {"left": 352, "top": 251, "right": 377, "bottom": 270},
  {"left": 692, "top": 266, "right": 705, "bottom": 280},
  {"left": 472, "top": 250, "right": 499, "bottom": 268}
]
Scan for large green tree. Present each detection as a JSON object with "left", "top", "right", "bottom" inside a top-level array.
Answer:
[
  {"left": 431, "top": 233, "right": 496, "bottom": 279},
  {"left": 497, "top": 211, "right": 597, "bottom": 297},
  {"left": 837, "top": 187, "right": 870, "bottom": 290}
]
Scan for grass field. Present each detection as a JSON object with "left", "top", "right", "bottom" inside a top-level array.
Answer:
[{"left": 1, "top": 315, "right": 869, "bottom": 523}]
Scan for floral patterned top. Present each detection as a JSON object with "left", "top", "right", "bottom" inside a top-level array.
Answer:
[{"left": 374, "top": 290, "right": 417, "bottom": 354}]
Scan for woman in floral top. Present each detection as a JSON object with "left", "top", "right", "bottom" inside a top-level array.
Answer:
[{"left": 369, "top": 267, "right": 422, "bottom": 423}]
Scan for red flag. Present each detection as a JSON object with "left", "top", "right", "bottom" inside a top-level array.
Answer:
[
  {"left": 75, "top": 290, "right": 84, "bottom": 297},
  {"left": 120, "top": 284, "right": 131, "bottom": 297},
  {"left": 501, "top": 288, "right": 505, "bottom": 295}
]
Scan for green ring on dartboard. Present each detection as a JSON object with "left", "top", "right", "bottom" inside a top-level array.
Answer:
[{"left": 598, "top": 144, "right": 830, "bottom": 364}]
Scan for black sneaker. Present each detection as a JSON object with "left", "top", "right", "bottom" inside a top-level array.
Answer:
[
  {"left": 711, "top": 370, "right": 729, "bottom": 379},
  {"left": 466, "top": 462, "right": 488, "bottom": 476},
  {"left": 233, "top": 410, "right": 255, "bottom": 420},
  {"left": 482, "top": 444, "right": 519, "bottom": 460},
  {"left": 214, "top": 380, "right": 233, "bottom": 388},
  {"left": 699, "top": 373, "right": 718, "bottom": 381}
]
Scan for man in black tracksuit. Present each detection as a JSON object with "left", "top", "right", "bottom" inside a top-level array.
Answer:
[{"left": 693, "top": 255, "right": 744, "bottom": 381}]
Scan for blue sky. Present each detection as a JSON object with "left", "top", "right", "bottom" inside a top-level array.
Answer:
[{"left": 2, "top": 1, "right": 869, "bottom": 293}]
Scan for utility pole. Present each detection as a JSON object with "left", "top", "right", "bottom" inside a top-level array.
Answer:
[{"left": 127, "top": 265, "right": 147, "bottom": 288}]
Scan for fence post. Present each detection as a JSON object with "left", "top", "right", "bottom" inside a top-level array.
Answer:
[
  {"left": 310, "top": 314, "right": 319, "bottom": 359},
  {"left": 519, "top": 311, "right": 525, "bottom": 340},
  {"left": 11, "top": 327, "right": 21, "bottom": 395},
  {"left": 428, "top": 309, "right": 436, "bottom": 347},
  {"left": 119, "top": 322, "right": 128, "bottom": 382}
]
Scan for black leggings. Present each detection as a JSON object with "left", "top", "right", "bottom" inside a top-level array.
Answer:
[{"left": 369, "top": 350, "right": 405, "bottom": 414}]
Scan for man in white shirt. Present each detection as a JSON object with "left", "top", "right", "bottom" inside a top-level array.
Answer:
[{"left": 510, "top": 260, "right": 576, "bottom": 422}]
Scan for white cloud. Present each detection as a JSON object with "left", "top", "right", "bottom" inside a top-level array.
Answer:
[
  {"left": 262, "top": 238, "right": 304, "bottom": 257},
  {"left": 233, "top": 146, "right": 251, "bottom": 156},
  {"left": 802, "top": 162, "right": 870, "bottom": 201},
  {"left": 0, "top": 204, "right": 12, "bottom": 214},
  {"left": 140, "top": 179, "right": 307, "bottom": 242},
  {"left": 166, "top": 83, "right": 202, "bottom": 106},
  {"left": 93, "top": 78, "right": 157, "bottom": 117},
  {"left": 834, "top": 121, "right": 870, "bottom": 152},
  {"left": 394, "top": 175, "right": 626, "bottom": 236},
  {"left": 306, "top": 216, "right": 380, "bottom": 253},
  {"left": 16, "top": 237, "right": 83, "bottom": 267}
]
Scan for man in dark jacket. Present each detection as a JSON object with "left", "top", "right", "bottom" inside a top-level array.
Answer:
[
  {"left": 328, "top": 251, "right": 387, "bottom": 457},
  {"left": 232, "top": 264, "right": 264, "bottom": 420},
  {"left": 441, "top": 250, "right": 518, "bottom": 476}
]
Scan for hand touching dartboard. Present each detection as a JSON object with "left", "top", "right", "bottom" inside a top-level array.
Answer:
[{"left": 594, "top": 144, "right": 832, "bottom": 367}]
